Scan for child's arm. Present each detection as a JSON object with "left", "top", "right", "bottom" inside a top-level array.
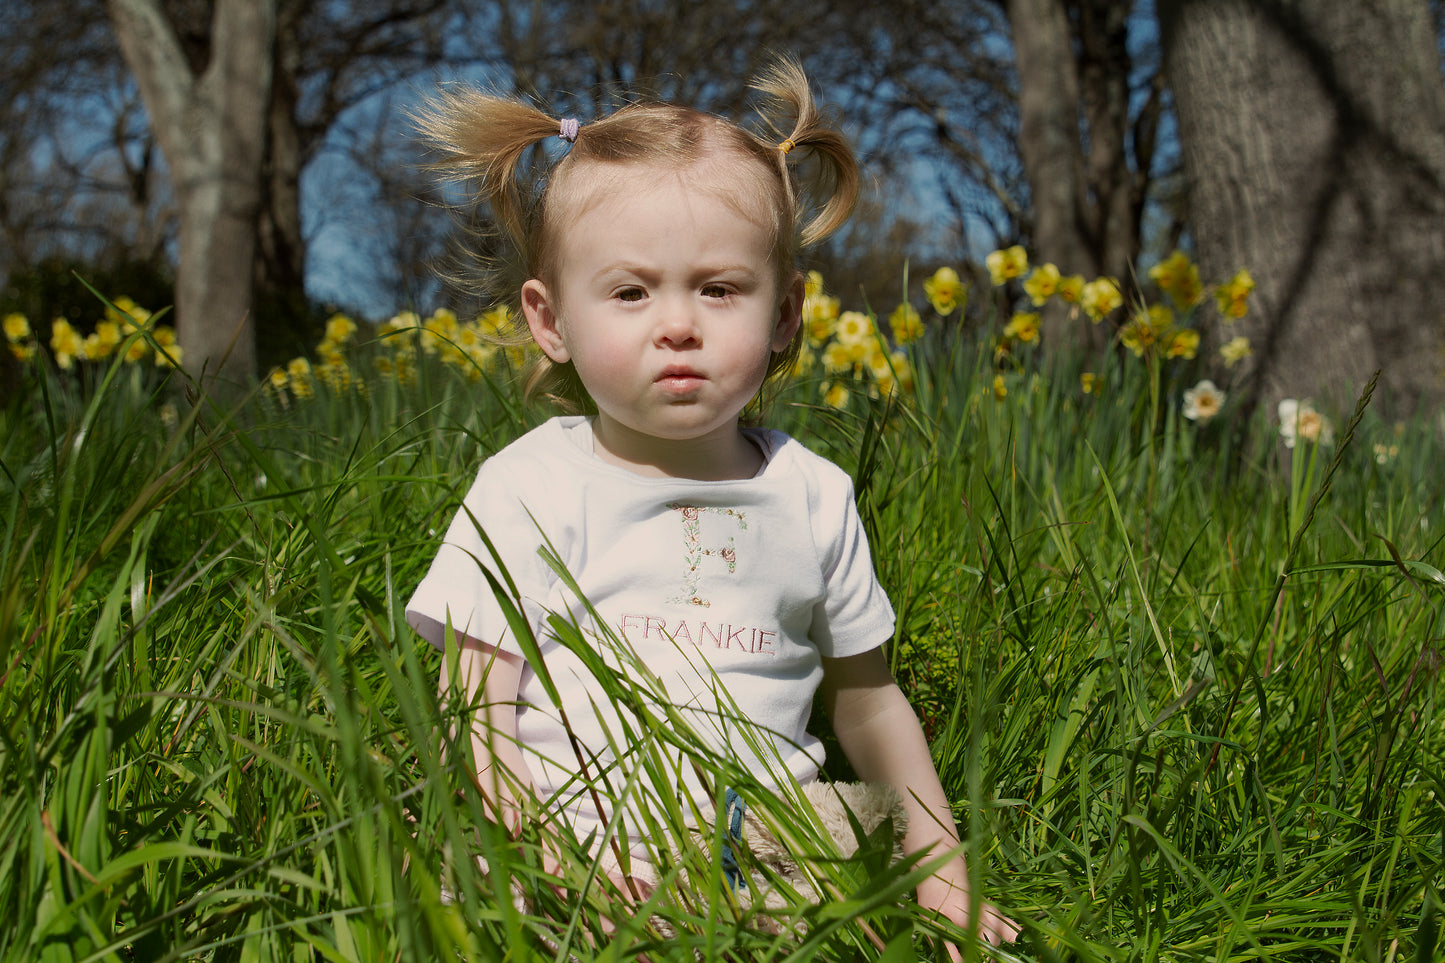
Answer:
[
  {"left": 820, "top": 648, "right": 1019, "bottom": 952},
  {"left": 438, "top": 637, "right": 655, "bottom": 907},
  {"left": 438, "top": 638, "right": 536, "bottom": 836}
]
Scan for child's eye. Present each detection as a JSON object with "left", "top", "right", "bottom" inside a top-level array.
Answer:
[
  {"left": 615, "top": 287, "right": 645, "bottom": 303},
  {"left": 701, "top": 284, "right": 732, "bottom": 299}
]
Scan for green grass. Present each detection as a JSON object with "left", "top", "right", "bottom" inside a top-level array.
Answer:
[{"left": 1, "top": 323, "right": 1441, "bottom": 962}]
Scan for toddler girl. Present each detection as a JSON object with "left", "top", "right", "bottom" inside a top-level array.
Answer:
[{"left": 405, "top": 57, "right": 1018, "bottom": 950}]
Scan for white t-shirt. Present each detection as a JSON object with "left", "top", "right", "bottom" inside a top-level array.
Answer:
[{"left": 406, "top": 416, "right": 894, "bottom": 843}]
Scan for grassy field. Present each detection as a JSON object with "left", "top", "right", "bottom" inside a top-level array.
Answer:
[{"left": 1, "top": 312, "right": 1441, "bottom": 961}]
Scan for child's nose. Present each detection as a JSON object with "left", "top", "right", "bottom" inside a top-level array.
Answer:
[{"left": 655, "top": 300, "right": 701, "bottom": 346}]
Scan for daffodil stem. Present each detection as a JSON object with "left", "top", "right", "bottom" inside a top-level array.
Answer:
[{"left": 1206, "top": 369, "right": 1379, "bottom": 775}]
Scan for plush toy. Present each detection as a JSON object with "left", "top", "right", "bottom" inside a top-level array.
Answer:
[
  {"left": 728, "top": 780, "right": 909, "bottom": 903},
  {"left": 602, "top": 780, "right": 910, "bottom": 921},
  {"left": 452, "top": 780, "right": 911, "bottom": 945}
]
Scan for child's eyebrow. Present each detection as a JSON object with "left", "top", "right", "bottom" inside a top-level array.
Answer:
[
  {"left": 589, "top": 263, "right": 651, "bottom": 287},
  {"left": 701, "top": 263, "right": 763, "bottom": 277},
  {"left": 591, "top": 262, "right": 763, "bottom": 283}
]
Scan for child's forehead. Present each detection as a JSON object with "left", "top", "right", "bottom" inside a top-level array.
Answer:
[{"left": 551, "top": 152, "right": 780, "bottom": 229}]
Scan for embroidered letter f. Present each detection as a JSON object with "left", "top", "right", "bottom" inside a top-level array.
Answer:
[{"left": 667, "top": 504, "right": 747, "bottom": 607}]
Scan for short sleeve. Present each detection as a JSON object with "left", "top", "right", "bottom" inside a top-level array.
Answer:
[
  {"left": 807, "top": 463, "right": 895, "bottom": 659},
  {"left": 405, "top": 456, "right": 555, "bottom": 653}
]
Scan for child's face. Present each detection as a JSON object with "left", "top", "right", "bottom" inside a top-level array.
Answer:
[{"left": 522, "top": 159, "right": 801, "bottom": 475}]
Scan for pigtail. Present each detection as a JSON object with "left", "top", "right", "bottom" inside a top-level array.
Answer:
[
  {"left": 750, "top": 57, "right": 859, "bottom": 248},
  {"left": 411, "top": 87, "right": 564, "bottom": 264}
]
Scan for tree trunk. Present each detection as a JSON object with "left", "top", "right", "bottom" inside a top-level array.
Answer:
[
  {"left": 108, "top": 0, "right": 276, "bottom": 393},
  {"left": 1007, "top": 0, "right": 1150, "bottom": 352},
  {"left": 1007, "top": 0, "right": 1097, "bottom": 349},
  {"left": 1159, "top": 0, "right": 1445, "bottom": 420},
  {"left": 1075, "top": 0, "right": 1143, "bottom": 288},
  {"left": 256, "top": 0, "right": 306, "bottom": 306}
]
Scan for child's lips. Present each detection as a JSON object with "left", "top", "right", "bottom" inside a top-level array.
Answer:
[{"left": 656, "top": 366, "right": 705, "bottom": 391}]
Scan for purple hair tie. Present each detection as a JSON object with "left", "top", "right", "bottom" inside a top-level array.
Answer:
[{"left": 559, "top": 118, "right": 580, "bottom": 143}]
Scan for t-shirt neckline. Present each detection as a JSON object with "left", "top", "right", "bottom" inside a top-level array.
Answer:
[{"left": 556, "top": 416, "right": 777, "bottom": 482}]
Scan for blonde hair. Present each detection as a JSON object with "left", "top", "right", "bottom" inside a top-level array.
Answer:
[{"left": 414, "top": 56, "right": 859, "bottom": 411}]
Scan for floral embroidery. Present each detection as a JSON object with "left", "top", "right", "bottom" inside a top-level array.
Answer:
[{"left": 667, "top": 503, "right": 747, "bottom": 607}]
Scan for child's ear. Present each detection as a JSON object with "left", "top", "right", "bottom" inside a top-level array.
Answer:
[
  {"left": 521, "top": 279, "right": 570, "bottom": 363},
  {"left": 772, "top": 272, "right": 806, "bottom": 352}
]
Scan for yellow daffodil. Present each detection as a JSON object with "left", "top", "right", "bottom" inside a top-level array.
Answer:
[
  {"left": 867, "top": 358, "right": 902, "bottom": 399},
  {"left": 1080, "top": 277, "right": 1122, "bottom": 322},
  {"left": 477, "top": 306, "right": 511, "bottom": 338},
  {"left": 834, "top": 311, "right": 874, "bottom": 347},
  {"left": 1119, "top": 322, "right": 1152, "bottom": 357},
  {"left": 865, "top": 346, "right": 893, "bottom": 380},
  {"left": 1003, "top": 311, "right": 1041, "bottom": 344},
  {"left": 992, "top": 373, "right": 1007, "bottom": 401},
  {"left": 153, "top": 326, "right": 181, "bottom": 368},
  {"left": 1214, "top": 269, "right": 1255, "bottom": 319},
  {"left": 1146, "top": 303, "right": 1175, "bottom": 329},
  {"left": 422, "top": 308, "right": 459, "bottom": 354},
  {"left": 1220, "top": 335, "right": 1252, "bottom": 366},
  {"left": 265, "top": 368, "right": 291, "bottom": 407},
  {"left": 1120, "top": 304, "right": 1172, "bottom": 355},
  {"left": 87, "top": 321, "right": 123, "bottom": 359},
  {"left": 286, "top": 357, "right": 314, "bottom": 399},
  {"left": 120, "top": 325, "right": 150, "bottom": 362},
  {"left": 1166, "top": 328, "right": 1200, "bottom": 360},
  {"left": 802, "top": 282, "right": 841, "bottom": 346},
  {"left": 822, "top": 381, "right": 850, "bottom": 409},
  {"left": 1182, "top": 379, "right": 1225, "bottom": 424},
  {"left": 802, "top": 292, "right": 841, "bottom": 325},
  {"left": 1149, "top": 251, "right": 1203, "bottom": 309},
  {"left": 385, "top": 310, "right": 420, "bottom": 334},
  {"left": 821, "top": 340, "right": 854, "bottom": 374},
  {"left": 4, "top": 313, "right": 30, "bottom": 342},
  {"left": 464, "top": 339, "right": 499, "bottom": 372},
  {"left": 50, "top": 319, "right": 84, "bottom": 370},
  {"left": 319, "top": 342, "right": 347, "bottom": 369},
  {"left": 1080, "top": 372, "right": 1097, "bottom": 395},
  {"left": 1147, "top": 250, "right": 1189, "bottom": 290},
  {"left": 317, "top": 357, "right": 355, "bottom": 392},
  {"left": 924, "top": 266, "right": 967, "bottom": 315},
  {"left": 985, "top": 246, "right": 1028, "bottom": 286},
  {"left": 1057, "top": 274, "right": 1086, "bottom": 304},
  {"left": 324, "top": 312, "right": 357, "bottom": 344},
  {"left": 804, "top": 310, "right": 839, "bottom": 348},
  {"left": 888, "top": 302, "right": 924, "bottom": 345},
  {"left": 82, "top": 335, "right": 111, "bottom": 360},
  {"left": 1022, "top": 263, "right": 1061, "bottom": 305},
  {"left": 106, "top": 296, "right": 151, "bottom": 329},
  {"left": 805, "top": 270, "right": 825, "bottom": 299}
]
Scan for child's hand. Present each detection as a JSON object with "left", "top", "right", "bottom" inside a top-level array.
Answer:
[
  {"left": 604, "top": 871, "right": 656, "bottom": 907},
  {"left": 916, "top": 872, "right": 1020, "bottom": 956}
]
